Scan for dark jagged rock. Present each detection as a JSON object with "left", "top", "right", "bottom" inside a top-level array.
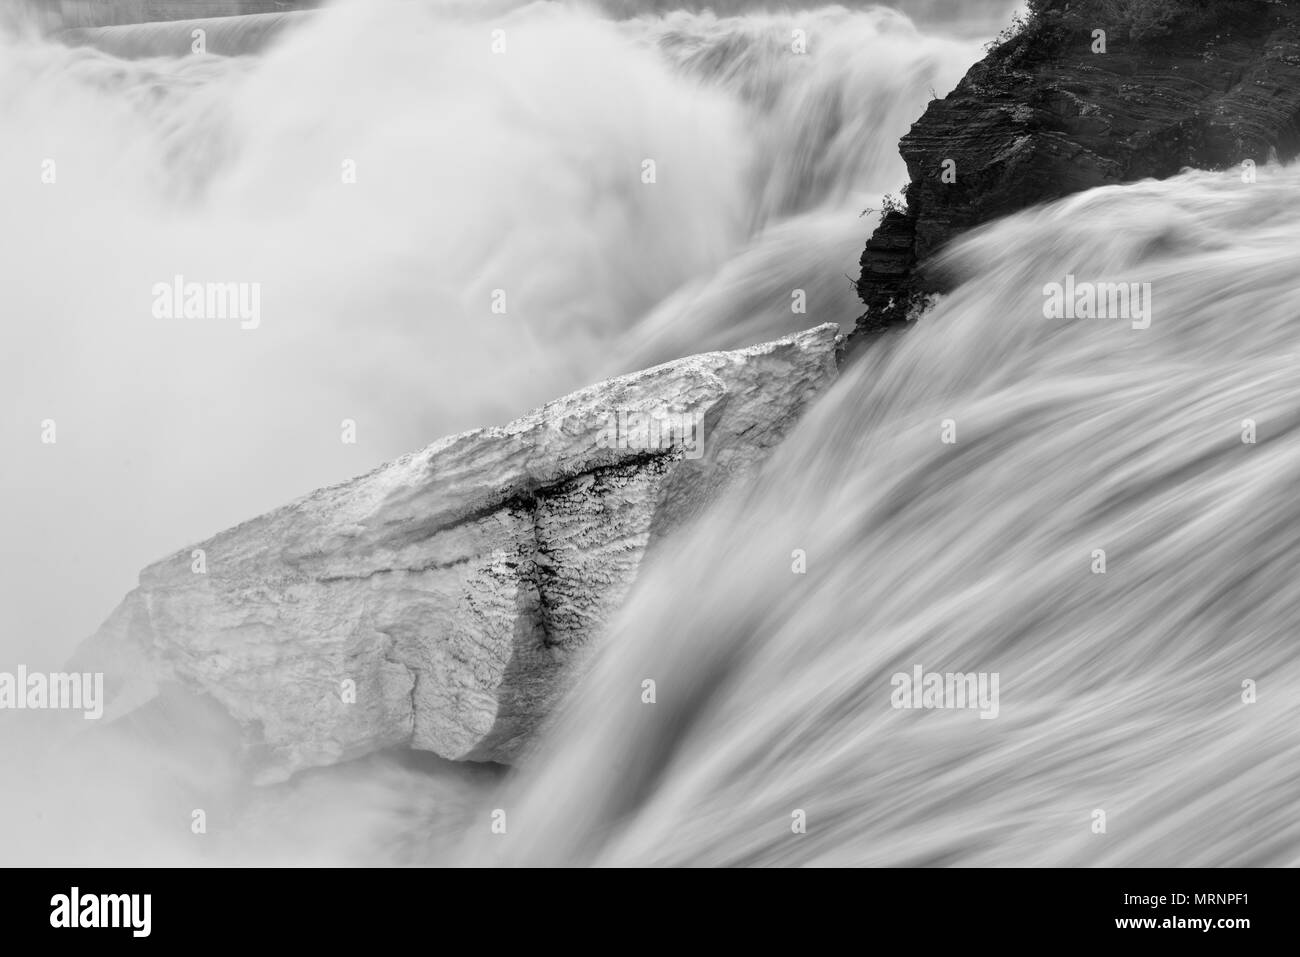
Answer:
[{"left": 855, "top": 0, "right": 1300, "bottom": 337}]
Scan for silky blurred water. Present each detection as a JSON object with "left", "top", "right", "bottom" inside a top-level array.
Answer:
[
  {"left": 17, "top": 1, "right": 1291, "bottom": 868},
  {"left": 484, "top": 167, "right": 1300, "bottom": 866}
]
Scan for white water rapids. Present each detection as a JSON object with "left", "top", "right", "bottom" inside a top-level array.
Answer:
[{"left": 3, "top": 0, "right": 1295, "bottom": 866}]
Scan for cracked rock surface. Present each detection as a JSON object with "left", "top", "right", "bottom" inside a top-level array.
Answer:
[{"left": 75, "top": 325, "right": 840, "bottom": 781}]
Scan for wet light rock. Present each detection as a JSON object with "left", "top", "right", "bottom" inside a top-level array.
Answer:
[{"left": 77, "top": 325, "right": 840, "bottom": 781}]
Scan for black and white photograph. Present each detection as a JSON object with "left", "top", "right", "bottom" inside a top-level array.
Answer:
[{"left": 0, "top": 0, "right": 1293, "bottom": 918}]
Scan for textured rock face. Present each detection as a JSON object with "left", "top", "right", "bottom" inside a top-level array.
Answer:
[
  {"left": 76, "top": 325, "right": 840, "bottom": 781},
  {"left": 856, "top": 0, "right": 1300, "bottom": 335}
]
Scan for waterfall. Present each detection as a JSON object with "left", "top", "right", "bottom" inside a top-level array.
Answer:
[{"left": 20, "top": 2, "right": 1292, "bottom": 869}]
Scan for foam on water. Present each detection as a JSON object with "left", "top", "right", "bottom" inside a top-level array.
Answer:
[
  {"left": 482, "top": 167, "right": 1300, "bottom": 866},
  {"left": 17, "top": 1, "right": 1286, "bottom": 868}
]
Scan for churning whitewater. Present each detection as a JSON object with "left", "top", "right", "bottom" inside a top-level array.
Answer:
[
  {"left": 2, "top": 0, "right": 1295, "bottom": 867},
  {"left": 0, "top": 0, "right": 987, "bottom": 657},
  {"left": 479, "top": 167, "right": 1300, "bottom": 867}
]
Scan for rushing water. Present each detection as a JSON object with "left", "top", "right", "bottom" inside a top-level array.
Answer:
[
  {"left": 477, "top": 168, "right": 1300, "bottom": 866},
  {"left": 0, "top": 0, "right": 992, "bottom": 656},
  {"left": 7, "top": 0, "right": 1293, "bottom": 867}
]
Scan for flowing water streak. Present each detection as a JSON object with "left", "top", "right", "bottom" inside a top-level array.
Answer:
[
  {"left": 485, "top": 167, "right": 1300, "bottom": 867},
  {"left": 0, "top": 0, "right": 986, "bottom": 678},
  {"left": 0, "top": 0, "right": 1096, "bottom": 865},
  {"left": 58, "top": 11, "right": 312, "bottom": 58}
]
